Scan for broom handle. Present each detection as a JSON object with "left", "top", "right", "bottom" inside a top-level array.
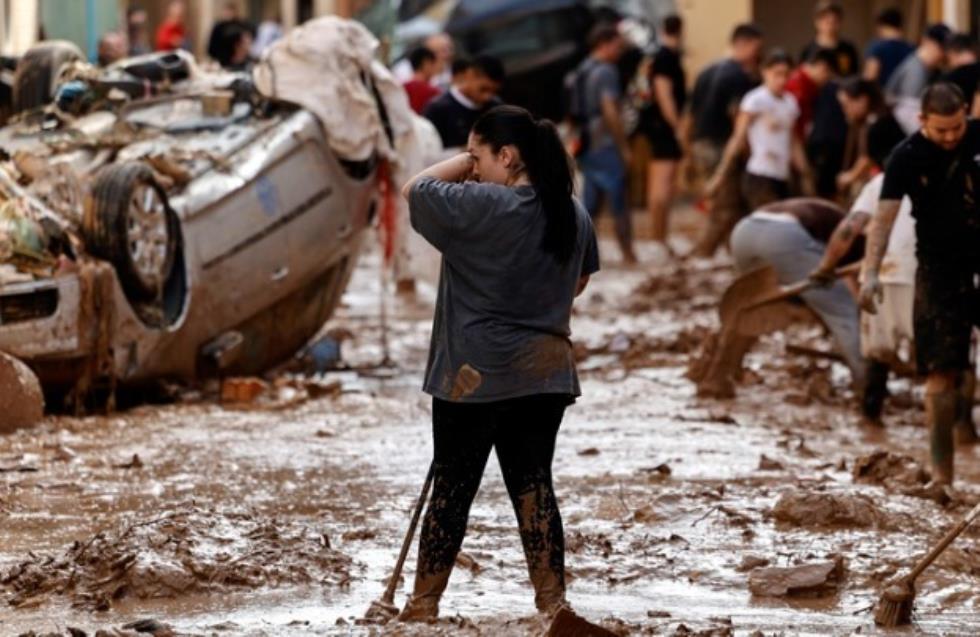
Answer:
[
  {"left": 381, "top": 462, "right": 435, "bottom": 604},
  {"left": 908, "top": 501, "right": 980, "bottom": 582}
]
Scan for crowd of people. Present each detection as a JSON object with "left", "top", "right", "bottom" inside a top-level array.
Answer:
[{"left": 97, "top": 1, "right": 284, "bottom": 71}]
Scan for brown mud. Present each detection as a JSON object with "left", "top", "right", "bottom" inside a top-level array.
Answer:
[{"left": 1, "top": 208, "right": 980, "bottom": 635}]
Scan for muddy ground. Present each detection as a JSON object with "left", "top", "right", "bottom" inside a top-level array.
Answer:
[{"left": 1, "top": 207, "right": 979, "bottom": 636}]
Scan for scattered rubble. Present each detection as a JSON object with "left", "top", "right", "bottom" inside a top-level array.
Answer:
[{"left": 0, "top": 505, "right": 354, "bottom": 611}]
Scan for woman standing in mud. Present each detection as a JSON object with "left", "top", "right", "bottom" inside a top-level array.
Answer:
[{"left": 398, "top": 105, "right": 599, "bottom": 619}]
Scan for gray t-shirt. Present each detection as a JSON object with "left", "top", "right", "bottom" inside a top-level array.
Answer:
[
  {"left": 409, "top": 177, "right": 600, "bottom": 403},
  {"left": 885, "top": 54, "right": 932, "bottom": 99},
  {"left": 572, "top": 58, "right": 621, "bottom": 151}
]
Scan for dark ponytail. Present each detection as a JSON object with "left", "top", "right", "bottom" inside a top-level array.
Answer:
[{"left": 471, "top": 105, "right": 578, "bottom": 263}]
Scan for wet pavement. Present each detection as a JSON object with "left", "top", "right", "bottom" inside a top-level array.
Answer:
[{"left": 1, "top": 209, "right": 979, "bottom": 636}]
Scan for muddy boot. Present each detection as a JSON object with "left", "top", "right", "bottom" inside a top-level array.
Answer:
[
  {"left": 512, "top": 490, "right": 567, "bottom": 613},
  {"left": 398, "top": 570, "right": 451, "bottom": 622},
  {"left": 860, "top": 360, "right": 890, "bottom": 428},
  {"left": 925, "top": 391, "right": 957, "bottom": 485},
  {"left": 954, "top": 373, "right": 979, "bottom": 445}
]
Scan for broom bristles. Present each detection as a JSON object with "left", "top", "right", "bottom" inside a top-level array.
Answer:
[{"left": 874, "top": 582, "right": 915, "bottom": 627}]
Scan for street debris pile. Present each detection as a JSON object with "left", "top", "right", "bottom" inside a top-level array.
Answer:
[
  {"left": 0, "top": 49, "right": 235, "bottom": 287},
  {"left": 0, "top": 505, "right": 354, "bottom": 612}
]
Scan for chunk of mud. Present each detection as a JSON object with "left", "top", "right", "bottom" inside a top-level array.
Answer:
[
  {"left": 748, "top": 555, "right": 845, "bottom": 598},
  {"left": 454, "top": 552, "right": 481, "bottom": 574},
  {"left": 449, "top": 364, "right": 482, "bottom": 401},
  {"left": 0, "top": 352, "right": 44, "bottom": 433},
  {"left": 0, "top": 505, "right": 353, "bottom": 611},
  {"left": 341, "top": 528, "right": 377, "bottom": 542},
  {"left": 113, "top": 453, "right": 143, "bottom": 469},
  {"left": 770, "top": 489, "right": 880, "bottom": 528},
  {"left": 737, "top": 555, "right": 771, "bottom": 572},
  {"left": 852, "top": 450, "right": 929, "bottom": 488},
  {"left": 122, "top": 619, "right": 174, "bottom": 636},
  {"left": 757, "top": 455, "right": 784, "bottom": 471}
]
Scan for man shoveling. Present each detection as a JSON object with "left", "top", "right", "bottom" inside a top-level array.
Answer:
[
  {"left": 860, "top": 82, "right": 980, "bottom": 485},
  {"left": 705, "top": 197, "right": 867, "bottom": 394}
]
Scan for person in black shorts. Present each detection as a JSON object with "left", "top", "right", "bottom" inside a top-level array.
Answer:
[
  {"left": 861, "top": 83, "right": 980, "bottom": 485},
  {"left": 639, "top": 14, "right": 686, "bottom": 256}
]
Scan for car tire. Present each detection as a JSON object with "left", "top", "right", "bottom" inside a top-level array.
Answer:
[
  {"left": 12, "top": 40, "right": 84, "bottom": 113},
  {"left": 83, "top": 162, "right": 179, "bottom": 303}
]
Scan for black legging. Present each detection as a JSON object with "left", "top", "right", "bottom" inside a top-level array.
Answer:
[{"left": 410, "top": 394, "right": 570, "bottom": 612}]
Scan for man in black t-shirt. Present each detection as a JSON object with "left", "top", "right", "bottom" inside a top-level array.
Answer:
[
  {"left": 799, "top": 1, "right": 859, "bottom": 78},
  {"left": 687, "top": 23, "right": 762, "bottom": 257},
  {"left": 861, "top": 83, "right": 980, "bottom": 485}
]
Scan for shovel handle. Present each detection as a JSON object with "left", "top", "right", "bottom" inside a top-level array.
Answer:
[
  {"left": 380, "top": 462, "right": 435, "bottom": 604},
  {"left": 746, "top": 262, "right": 861, "bottom": 311},
  {"left": 907, "top": 501, "right": 980, "bottom": 583}
]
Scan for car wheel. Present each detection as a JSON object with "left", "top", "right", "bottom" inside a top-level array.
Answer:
[
  {"left": 12, "top": 40, "right": 84, "bottom": 113},
  {"left": 83, "top": 162, "right": 179, "bottom": 303}
]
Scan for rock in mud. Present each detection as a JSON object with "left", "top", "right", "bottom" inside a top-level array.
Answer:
[
  {"left": 0, "top": 352, "right": 44, "bottom": 433},
  {"left": 770, "top": 489, "right": 879, "bottom": 528},
  {"left": 748, "top": 555, "right": 845, "bottom": 597}
]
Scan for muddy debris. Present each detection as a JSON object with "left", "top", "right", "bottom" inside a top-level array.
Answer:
[
  {"left": 852, "top": 450, "right": 929, "bottom": 487},
  {"left": 0, "top": 505, "right": 354, "bottom": 611},
  {"left": 757, "top": 454, "right": 784, "bottom": 471},
  {"left": 748, "top": 554, "right": 846, "bottom": 597},
  {"left": 770, "top": 489, "right": 880, "bottom": 528},
  {"left": 737, "top": 554, "right": 771, "bottom": 572}
]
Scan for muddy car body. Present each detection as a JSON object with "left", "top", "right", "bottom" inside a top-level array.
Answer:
[{"left": 0, "top": 54, "right": 379, "bottom": 401}]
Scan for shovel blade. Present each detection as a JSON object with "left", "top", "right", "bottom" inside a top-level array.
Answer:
[{"left": 718, "top": 265, "right": 781, "bottom": 327}]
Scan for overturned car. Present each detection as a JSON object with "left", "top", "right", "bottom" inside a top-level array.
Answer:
[{"left": 0, "top": 18, "right": 426, "bottom": 412}]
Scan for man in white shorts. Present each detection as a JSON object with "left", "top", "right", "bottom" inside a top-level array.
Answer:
[{"left": 810, "top": 172, "right": 914, "bottom": 425}]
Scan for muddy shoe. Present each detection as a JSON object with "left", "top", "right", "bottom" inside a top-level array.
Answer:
[
  {"left": 859, "top": 415, "right": 886, "bottom": 429},
  {"left": 397, "top": 595, "right": 438, "bottom": 622},
  {"left": 954, "top": 419, "right": 980, "bottom": 445},
  {"left": 697, "top": 377, "right": 735, "bottom": 399}
]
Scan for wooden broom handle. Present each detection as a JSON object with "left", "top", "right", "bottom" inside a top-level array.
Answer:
[{"left": 908, "top": 501, "right": 980, "bottom": 582}]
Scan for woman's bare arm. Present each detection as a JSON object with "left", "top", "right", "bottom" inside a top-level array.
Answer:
[{"left": 401, "top": 153, "right": 475, "bottom": 200}]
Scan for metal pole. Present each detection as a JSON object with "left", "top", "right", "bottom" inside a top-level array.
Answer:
[{"left": 85, "top": 0, "right": 97, "bottom": 62}]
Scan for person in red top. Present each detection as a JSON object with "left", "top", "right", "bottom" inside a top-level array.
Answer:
[
  {"left": 155, "top": 0, "right": 188, "bottom": 51},
  {"left": 785, "top": 47, "right": 835, "bottom": 138},
  {"left": 403, "top": 47, "right": 441, "bottom": 114}
]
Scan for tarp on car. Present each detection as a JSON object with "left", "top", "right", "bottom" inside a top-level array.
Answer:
[{"left": 252, "top": 16, "right": 417, "bottom": 164}]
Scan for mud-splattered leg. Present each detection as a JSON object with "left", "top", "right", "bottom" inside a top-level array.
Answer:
[
  {"left": 401, "top": 399, "right": 494, "bottom": 620},
  {"left": 955, "top": 371, "right": 979, "bottom": 444},
  {"left": 925, "top": 374, "right": 958, "bottom": 485},
  {"left": 494, "top": 396, "right": 568, "bottom": 613},
  {"left": 861, "top": 359, "right": 891, "bottom": 426}
]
